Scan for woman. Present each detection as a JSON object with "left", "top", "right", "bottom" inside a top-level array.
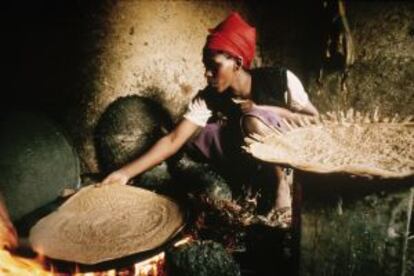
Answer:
[{"left": 102, "top": 12, "right": 318, "bottom": 225}]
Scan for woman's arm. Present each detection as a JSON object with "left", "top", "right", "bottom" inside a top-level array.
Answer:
[
  {"left": 297, "top": 101, "right": 319, "bottom": 116},
  {"left": 256, "top": 104, "right": 309, "bottom": 123},
  {"left": 236, "top": 99, "right": 316, "bottom": 123},
  {"left": 101, "top": 119, "right": 200, "bottom": 185}
]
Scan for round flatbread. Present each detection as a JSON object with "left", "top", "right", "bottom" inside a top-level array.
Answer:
[{"left": 29, "top": 185, "right": 184, "bottom": 264}]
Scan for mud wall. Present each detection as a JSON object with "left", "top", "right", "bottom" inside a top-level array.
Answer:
[
  {"left": 253, "top": 2, "right": 414, "bottom": 116},
  {"left": 4, "top": 1, "right": 413, "bottom": 174},
  {"left": 78, "top": 0, "right": 247, "bottom": 172},
  {"left": 311, "top": 1, "right": 414, "bottom": 116}
]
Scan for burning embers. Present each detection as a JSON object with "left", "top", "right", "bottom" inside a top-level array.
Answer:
[
  {"left": 0, "top": 248, "right": 51, "bottom": 275},
  {"left": 0, "top": 237, "right": 191, "bottom": 275},
  {"left": 0, "top": 185, "right": 190, "bottom": 275},
  {"left": 29, "top": 185, "right": 185, "bottom": 265},
  {"left": 0, "top": 248, "right": 164, "bottom": 275}
]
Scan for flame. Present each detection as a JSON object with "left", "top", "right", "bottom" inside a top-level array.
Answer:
[
  {"left": 173, "top": 236, "right": 192, "bottom": 247},
  {"left": 134, "top": 252, "right": 165, "bottom": 276},
  {"left": 0, "top": 236, "right": 191, "bottom": 275},
  {"left": 0, "top": 248, "right": 51, "bottom": 275}
]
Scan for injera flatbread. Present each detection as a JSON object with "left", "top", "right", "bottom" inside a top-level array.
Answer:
[
  {"left": 245, "top": 110, "right": 414, "bottom": 178},
  {"left": 29, "top": 185, "right": 184, "bottom": 264}
]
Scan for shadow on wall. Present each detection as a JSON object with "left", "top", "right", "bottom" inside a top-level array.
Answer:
[{"left": 3, "top": 0, "right": 113, "bottom": 126}]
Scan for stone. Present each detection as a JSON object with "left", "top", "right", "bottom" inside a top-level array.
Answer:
[
  {"left": 94, "top": 95, "right": 173, "bottom": 189},
  {"left": 166, "top": 240, "right": 241, "bottom": 276},
  {"left": 0, "top": 111, "right": 80, "bottom": 221},
  {"left": 169, "top": 153, "right": 233, "bottom": 202},
  {"left": 95, "top": 95, "right": 172, "bottom": 171}
]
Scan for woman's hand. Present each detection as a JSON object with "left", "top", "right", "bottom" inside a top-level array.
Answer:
[
  {"left": 0, "top": 197, "right": 18, "bottom": 249},
  {"left": 99, "top": 170, "right": 130, "bottom": 186},
  {"left": 232, "top": 98, "right": 256, "bottom": 113}
]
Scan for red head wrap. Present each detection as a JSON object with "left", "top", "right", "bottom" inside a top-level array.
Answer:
[{"left": 205, "top": 12, "right": 256, "bottom": 69}]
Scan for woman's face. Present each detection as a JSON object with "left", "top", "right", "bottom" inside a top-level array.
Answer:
[{"left": 203, "top": 52, "right": 237, "bottom": 93}]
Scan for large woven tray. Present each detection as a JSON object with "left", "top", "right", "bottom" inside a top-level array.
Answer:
[{"left": 245, "top": 109, "right": 414, "bottom": 178}]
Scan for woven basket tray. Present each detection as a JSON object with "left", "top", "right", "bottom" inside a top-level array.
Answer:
[{"left": 245, "top": 109, "right": 414, "bottom": 179}]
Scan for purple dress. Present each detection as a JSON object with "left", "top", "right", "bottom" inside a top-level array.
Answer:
[{"left": 186, "top": 106, "right": 286, "bottom": 174}]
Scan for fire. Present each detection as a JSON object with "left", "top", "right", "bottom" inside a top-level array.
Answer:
[
  {"left": 133, "top": 252, "right": 165, "bottom": 276},
  {"left": 0, "top": 248, "right": 51, "bottom": 275},
  {"left": 0, "top": 236, "right": 191, "bottom": 275}
]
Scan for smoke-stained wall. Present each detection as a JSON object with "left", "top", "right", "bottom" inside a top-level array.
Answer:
[
  {"left": 4, "top": 1, "right": 413, "bottom": 174},
  {"left": 251, "top": 1, "right": 414, "bottom": 116},
  {"left": 309, "top": 2, "right": 414, "bottom": 116},
  {"left": 78, "top": 0, "right": 247, "bottom": 172}
]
